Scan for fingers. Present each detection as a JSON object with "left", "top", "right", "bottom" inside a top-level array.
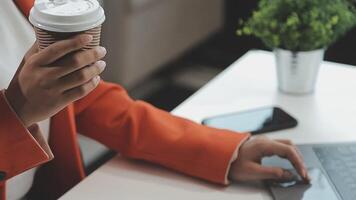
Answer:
[
  {"left": 260, "top": 141, "right": 307, "bottom": 180},
  {"left": 57, "top": 61, "right": 106, "bottom": 92},
  {"left": 275, "top": 139, "right": 293, "bottom": 145},
  {"left": 63, "top": 76, "right": 101, "bottom": 102},
  {"left": 52, "top": 46, "right": 107, "bottom": 78},
  {"left": 248, "top": 163, "right": 295, "bottom": 181},
  {"left": 276, "top": 139, "right": 305, "bottom": 161},
  {"left": 231, "top": 162, "right": 294, "bottom": 181},
  {"left": 31, "top": 34, "right": 93, "bottom": 65}
]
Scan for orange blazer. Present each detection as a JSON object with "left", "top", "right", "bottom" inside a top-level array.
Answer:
[{"left": 0, "top": 1, "right": 249, "bottom": 199}]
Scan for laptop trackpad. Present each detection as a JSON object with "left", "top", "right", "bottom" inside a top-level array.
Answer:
[{"left": 268, "top": 168, "right": 339, "bottom": 200}]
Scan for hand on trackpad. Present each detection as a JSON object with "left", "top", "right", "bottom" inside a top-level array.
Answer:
[{"left": 268, "top": 168, "right": 339, "bottom": 200}]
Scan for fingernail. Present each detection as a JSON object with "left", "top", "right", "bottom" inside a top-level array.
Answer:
[
  {"left": 97, "top": 60, "right": 106, "bottom": 70},
  {"left": 302, "top": 169, "right": 307, "bottom": 179},
  {"left": 306, "top": 174, "right": 311, "bottom": 183},
  {"left": 304, "top": 170, "right": 311, "bottom": 182},
  {"left": 82, "top": 35, "right": 93, "bottom": 43},
  {"left": 96, "top": 46, "right": 107, "bottom": 56}
]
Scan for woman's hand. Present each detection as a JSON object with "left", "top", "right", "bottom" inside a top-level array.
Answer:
[
  {"left": 229, "top": 136, "right": 309, "bottom": 182},
  {"left": 5, "top": 34, "right": 107, "bottom": 127}
]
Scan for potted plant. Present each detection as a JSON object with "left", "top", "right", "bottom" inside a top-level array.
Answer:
[{"left": 237, "top": 0, "right": 356, "bottom": 94}]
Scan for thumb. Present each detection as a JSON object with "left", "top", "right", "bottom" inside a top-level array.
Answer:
[
  {"left": 13, "top": 42, "right": 39, "bottom": 78},
  {"left": 25, "top": 41, "right": 39, "bottom": 60},
  {"left": 250, "top": 163, "right": 295, "bottom": 180}
]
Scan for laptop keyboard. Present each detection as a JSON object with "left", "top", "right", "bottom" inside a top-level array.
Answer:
[{"left": 314, "top": 144, "right": 356, "bottom": 200}]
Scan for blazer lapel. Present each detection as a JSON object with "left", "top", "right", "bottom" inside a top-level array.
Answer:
[
  {"left": 0, "top": 182, "right": 4, "bottom": 200},
  {"left": 49, "top": 105, "right": 86, "bottom": 188},
  {"left": 1, "top": 1, "right": 32, "bottom": 200},
  {"left": 29, "top": 105, "right": 86, "bottom": 200}
]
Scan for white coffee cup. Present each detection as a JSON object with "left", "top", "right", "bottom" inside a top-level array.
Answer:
[{"left": 29, "top": 0, "right": 105, "bottom": 50}]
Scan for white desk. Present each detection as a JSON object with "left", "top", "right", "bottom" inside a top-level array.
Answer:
[{"left": 60, "top": 50, "right": 356, "bottom": 200}]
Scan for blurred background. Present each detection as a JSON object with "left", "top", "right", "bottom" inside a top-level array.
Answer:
[
  {"left": 80, "top": 0, "right": 356, "bottom": 173},
  {"left": 98, "top": 0, "right": 356, "bottom": 111}
]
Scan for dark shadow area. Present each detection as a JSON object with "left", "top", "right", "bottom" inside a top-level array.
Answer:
[{"left": 144, "top": 84, "right": 196, "bottom": 111}]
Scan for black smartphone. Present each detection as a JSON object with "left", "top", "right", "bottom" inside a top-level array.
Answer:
[{"left": 202, "top": 107, "right": 298, "bottom": 135}]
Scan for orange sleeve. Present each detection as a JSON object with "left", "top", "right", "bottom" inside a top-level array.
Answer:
[
  {"left": 0, "top": 90, "right": 53, "bottom": 182},
  {"left": 74, "top": 82, "right": 250, "bottom": 184},
  {"left": 14, "top": 0, "right": 34, "bottom": 17}
]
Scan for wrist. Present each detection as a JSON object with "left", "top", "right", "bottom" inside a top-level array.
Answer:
[
  {"left": 228, "top": 144, "right": 246, "bottom": 182},
  {"left": 227, "top": 136, "right": 251, "bottom": 182},
  {"left": 4, "top": 89, "right": 31, "bottom": 127}
]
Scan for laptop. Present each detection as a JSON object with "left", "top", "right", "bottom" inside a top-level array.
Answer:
[{"left": 262, "top": 142, "right": 356, "bottom": 200}]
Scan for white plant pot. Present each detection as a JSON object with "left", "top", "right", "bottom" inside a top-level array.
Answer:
[{"left": 274, "top": 48, "right": 325, "bottom": 95}]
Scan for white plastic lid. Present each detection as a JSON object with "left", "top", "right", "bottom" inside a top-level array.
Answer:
[{"left": 29, "top": 0, "right": 105, "bottom": 32}]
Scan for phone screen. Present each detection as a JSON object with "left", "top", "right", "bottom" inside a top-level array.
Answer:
[{"left": 202, "top": 107, "right": 297, "bottom": 134}]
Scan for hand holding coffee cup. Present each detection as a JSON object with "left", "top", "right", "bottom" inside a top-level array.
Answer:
[{"left": 4, "top": 0, "right": 107, "bottom": 127}]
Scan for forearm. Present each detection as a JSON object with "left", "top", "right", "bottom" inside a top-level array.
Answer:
[{"left": 74, "top": 82, "right": 250, "bottom": 184}]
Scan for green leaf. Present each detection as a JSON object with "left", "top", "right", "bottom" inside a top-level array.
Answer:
[{"left": 237, "top": 0, "right": 356, "bottom": 51}]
